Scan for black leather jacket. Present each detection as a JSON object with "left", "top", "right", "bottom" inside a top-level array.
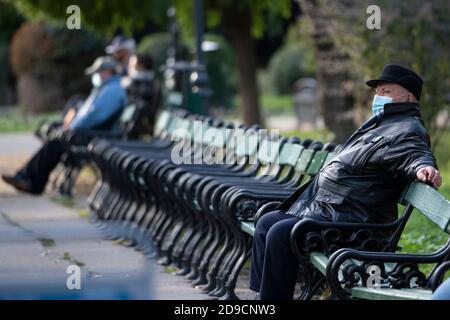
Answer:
[{"left": 278, "top": 102, "right": 437, "bottom": 223}]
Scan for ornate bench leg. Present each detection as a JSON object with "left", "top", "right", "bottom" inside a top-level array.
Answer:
[
  {"left": 220, "top": 236, "right": 253, "bottom": 300},
  {"left": 293, "top": 261, "right": 315, "bottom": 300}
]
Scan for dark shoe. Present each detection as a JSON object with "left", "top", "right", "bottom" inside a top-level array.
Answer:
[{"left": 1, "top": 173, "right": 34, "bottom": 194}]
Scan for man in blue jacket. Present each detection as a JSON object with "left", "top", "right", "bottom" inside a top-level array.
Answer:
[{"left": 2, "top": 56, "right": 127, "bottom": 194}]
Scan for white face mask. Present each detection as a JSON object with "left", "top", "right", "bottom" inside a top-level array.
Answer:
[{"left": 91, "top": 73, "right": 102, "bottom": 87}]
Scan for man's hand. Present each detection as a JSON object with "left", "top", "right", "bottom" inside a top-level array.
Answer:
[
  {"left": 62, "top": 108, "right": 77, "bottom": 130},
  {"left": 417, "top": 166, "right": 442, "bottom": 189}
]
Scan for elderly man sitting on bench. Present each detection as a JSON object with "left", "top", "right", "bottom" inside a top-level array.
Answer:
[
  {"left": 250, "top": 64, "right": 442, "bottom": 300},
  {"left": 2, "top": 56, "right": 127, "bottom": 195}
]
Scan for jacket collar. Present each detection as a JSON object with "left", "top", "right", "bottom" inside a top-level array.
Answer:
[
  {"left": 339, "top": 102, "right": 422, "bottom": 148},
  {"left": 382, "top": 102, "right": 421, "bottom": 118},
  {"left": 100, "top": 74, "right": 120, "bottom": 88},
  {"left": 354, "top": 102, "right": 421, "bottom": 136}
]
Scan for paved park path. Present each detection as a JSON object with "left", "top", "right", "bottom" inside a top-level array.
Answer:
[{"left": 0, "top": 133, "right": 213, "bottom": 299}]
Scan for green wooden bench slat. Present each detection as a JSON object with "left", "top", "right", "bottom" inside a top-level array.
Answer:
[
  {"left": 203, "top": 127, "right": 228, "bottom": 148},
  {"left": 258, "top": 139, "right": 281, "bottom": 164},
  {"left": 154, "top": 110, "right": 171, "bottom": 136},
  {"left": 166, "top": 116, "right": 181, "bottom": 135},
  {"left": 401, "top": 181, "right": 450, "bottom": 233},
  {"left": 309, "top": 252, "right": 328, "bottom": 275},
  {"left": 309, "top": 252, "right": 364, "bottom": 278},
  {"left": 322, "top": 152, "right": 335, "bottom": 167},
  {"left": 279, "top": 144, "right": 304, "bottom": 167},
  {"left": 236, "top": 133, "right": 259, "bottom": 157},
  {"left": 192, "top": 121, "right": 209, "bottom": 144},
  {"left": 296, "top": 149, "right": 315, "bottom": 173},
  {"left": 171, "top": 118, "right": 192, "bottom": 139},
  {"left": 241, "top": 221, "right": 255, "bottom": 236},
  {"left": 306, "top": 151, "right": 328, "bottom": 175},
  {"left": 352, "top": 287, "right": 432, "bottom": 300}
]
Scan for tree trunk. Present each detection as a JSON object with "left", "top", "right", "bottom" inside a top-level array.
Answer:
[
  {"left": 298, "top": 0, "right": 357, "bottom": 143},
  {"left": 222, "top": 8, "right": 262, "bottom": 126}
]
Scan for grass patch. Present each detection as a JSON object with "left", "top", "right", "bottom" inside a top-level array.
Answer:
[
  {"left": 38, "top": 237, "right": 55, "bottom": 248},
  {"left": 113, "top": 238, "right": 133, "bottom": 246},
  {"left": 78, "top": 209, "right": 89, "bottom": 218},
  {"left": 62, "top": 252, "right": 71, "bottom": 260},
  {"left": 261, "top": 95, "right": 294, "bottom": 115},
  {"left": 62, "top": 251, "right": 85, "bottom": 267},
  {"left": 164, "top": 266, "right": 178, "bottom": 274},
  {"left": 0, "top": 109, "right": 59, "bottom": 133},
  {"left": 51, "top": 195, "right": 75, "bottom": 208},
  {"left": 231, "top": 94, "right": 295, "bottom": 116},
  {"left": 281, "top": 128, "right": 332, "bottom": 143}
]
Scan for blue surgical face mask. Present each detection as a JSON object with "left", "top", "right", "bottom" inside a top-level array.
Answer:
[
  {"left": 91, "top": 73, "right": 102, "bottom": 87},
  {"left": 371, "top": 95, "right": 392, "bottom": 116}
]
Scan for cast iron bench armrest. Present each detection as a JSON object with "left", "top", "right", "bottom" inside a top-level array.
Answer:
[
  {"left": 289, "top": 218, "right": 403, "bottom": 262},
  {"left": 325, "top": 243, "right": 450, "bottom": 299}
]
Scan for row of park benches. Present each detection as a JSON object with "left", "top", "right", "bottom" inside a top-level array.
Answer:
[{"left": 84, "top": 108, "right": 450, "bottom": 300}]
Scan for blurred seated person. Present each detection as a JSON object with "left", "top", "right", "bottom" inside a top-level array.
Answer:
[
  {"left": 432, "top": 279, "right": 450, "bottom": 300},
  {"left": 105, "top": 35, "right": 136, "bottom": 76},
  {"left": 121, "top": 53, "right": 159, "bottom": 137},
  {"left": 2, "top": 56, "right": 127, "bottom": 195}
]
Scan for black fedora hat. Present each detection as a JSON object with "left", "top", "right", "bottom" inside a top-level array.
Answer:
[{"left": 366, "top": 64, "right": 423, "bottom": 100}]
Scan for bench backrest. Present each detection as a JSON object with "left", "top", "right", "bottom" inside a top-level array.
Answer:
[
  {"left": 400, "top": 181, "right": 450, "bottom": 234},
  {"left": 279, "top": 143, "right": 304, "bottom": 167},
  {"left": 295, "top": 149, "right": 316, "bottom": 174},
  {"left": 154, "top": 110, "right": 172, "bottom": 137}
]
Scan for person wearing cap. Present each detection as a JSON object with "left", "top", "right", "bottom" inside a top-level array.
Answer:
[
  {"left": 249, "top": 64, "right": 441, "bottom": 300},
  {"left": 105, "top": 35, "right": 136, "bottom": 76},
  {"left": 1, "top": 56, "right": 127, "bottom": 195}
]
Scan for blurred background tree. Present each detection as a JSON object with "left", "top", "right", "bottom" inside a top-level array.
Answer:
[
  {"left": 5, "top": 0, "right": 293, "bottom": 124},
  {"left": 8, "top": 0, "right": 169, "bottom": 34},
  {"left": 8, "top": 0, "right": 295, "bottom": 126},
  {"left": 297, "top": 0, "right": 358, "bottom": 142},
  {"left": 266, "top": 19, "right": 316, "bottom": 95},
  {"left": 2, "top": 0, "right": 449, "bottom": 145},
  {"left": 10, "top": 21, "right": 105, "bottom": 112},
  {"left": 321, "top": 0, "right": 450, "bottom": 144},
  {"left": 0, "top": 1, "right": 24, "bottom": 106},
  {"left": 173, "top": 0, "right": 293, "bottom": 125}
]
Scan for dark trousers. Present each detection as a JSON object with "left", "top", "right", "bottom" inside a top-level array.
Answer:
[
  {"left": 249, "top": 210, "right": 303, "bottom": 300},
  {"left": 20, "top": 138, "right": 66, "bottom": 194}
]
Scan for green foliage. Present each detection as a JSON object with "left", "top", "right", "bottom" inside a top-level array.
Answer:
[
  {"left": 0, "top": 2, "right": 24, "bottom": 105},
  {"left": 267, "top": 43, "right": 316, "bottom": 94},
  {"left": 7, "top": 0, "right": 169, "bottom": 35},
  {"left": 328, "top": 0, "right": 450, "bottom": 138},
  {"left": 232, "top": 94, "right": 296, "bottom": 116},
  {"left": 38, "top": 237, "right": 55, "bottom": 248},
  {"left": 265, "top": 19, "right": 317, "bottom": 94},
  {"left": 0, "top": 1, "right": 24, "bottom": 42},
  {"left": 0, "top": 109, "right": 58, "bottom": 133},
  {"left": 261, "top": 94, "right": 295, "bottom": 115},
  {"left": 173, "top": 0, "right": 291, "bottom": 38},
  {"left": 8, "top": 0, "right": 291, "bottom": 39},
  {"left": 281, "top": 127, "right": 332, "bottom": 145},
  {"left": 10, "top": 21, "right": 105, "bottom": 112}
]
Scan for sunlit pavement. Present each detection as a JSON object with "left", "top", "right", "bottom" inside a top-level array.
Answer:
[{"left": 0, "top": 133, "right": 207, "bottom": 300}]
